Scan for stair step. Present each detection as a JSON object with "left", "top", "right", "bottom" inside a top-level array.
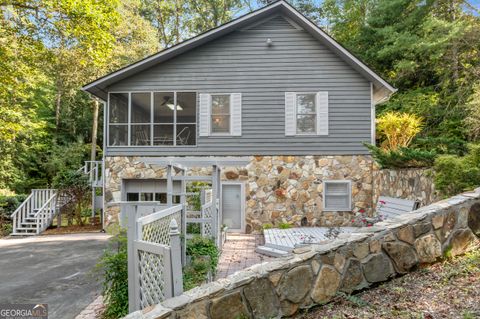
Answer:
[
  {"left": 13, "top": 227, "right": 38, "bottom": 232},
  {"left": 20, "top": 222, "right": 38, "bottom": 226},
  {"left": 11, "top": 232, "right": 37, "bottom": 236},
  {"left": 255, "top": 245, "right": 291, "bottom": 258}
]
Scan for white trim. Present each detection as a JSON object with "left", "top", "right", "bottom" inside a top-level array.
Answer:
[
  {"left": 83, "top": 1, "right": 395, "bottom": 98},
  {"left": 221, "top": 182, "right": 245, "bottom": 233},
  {"left": 323, "top": 180, "right": 352, "bottom": 212},
  {"left": 370, "top": 82, "right": 375, "bottom": 144}
]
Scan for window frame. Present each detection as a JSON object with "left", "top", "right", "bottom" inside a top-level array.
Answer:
[
  {"left": 209, "top": 93, "right": 232, "bottom": 136},
  {"left": 107, "top": 91, "right": 197, "bottom": 147},
  {"left": 294, "top": 92, "right": 317, "bottom": 135},
  {"left": 323, "top": 180, "right": 352, "bottom": 212}
]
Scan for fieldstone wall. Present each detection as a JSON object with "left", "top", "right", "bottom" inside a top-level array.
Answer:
[
  {"left": 104, "top": 155, "right": 374, "bottom": 231},
  {"left": 124, "top": 189, "right": 480, "bottom": 319},
  {"left": 373, "top": 168, "right": 438, "bottom": 207}
]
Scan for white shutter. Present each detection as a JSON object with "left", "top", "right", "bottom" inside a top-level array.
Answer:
[
  {"left": 285, "top": 92, "right": 296, "bottom": 136},
  {"left": 230, "top": 93, "right": 242, "bottom": 136},
  {"left": 316, "top": 91, "right": 329, "bottom": 135},
  {"left": 199, "top": 93, "right": 211, "bottom": 136}
]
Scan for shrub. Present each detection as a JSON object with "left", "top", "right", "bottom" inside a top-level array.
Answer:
[
  {"left": 97, "top": 231, "right": 128, "bottom": 319},
  {"left": 365, "top": 144, "right": 436, "bottom": 168},
  {"left": 412, "top": 136, "right": 468, "bottom": 156},
  {"left": 377, "top": 112, "right": 423, "bottom": 151},
  {"left": 434, "top": 144, "right": 480, "bottom": 196},
  {"left": 278, "top": 222, "right": 292, "bottom": 229},
  {"left": 184, "top": 236, "right": 219, "bottom": 290},
  {"left": 0, "top": 193, "right": 27, "bottom": 237}
]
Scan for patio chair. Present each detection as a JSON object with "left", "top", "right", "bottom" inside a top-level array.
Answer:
[{"left": 176, "top": 126, "right": 191, "bottom": 145}]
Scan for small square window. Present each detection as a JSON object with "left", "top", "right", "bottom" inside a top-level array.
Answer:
[
  {"left": 126, "top": 193, "right": 139, "bottom": 201},
  {"left": 323, "top": 181, "right": 351, "bottom": 211}
]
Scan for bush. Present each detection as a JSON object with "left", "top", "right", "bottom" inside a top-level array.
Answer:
[
  {"left": 376, "top": 112, "right": 423, "bottom": 151},
  {"left": 434, "top": 144, "right": 480, "bottom": 196},
  {"left": 278, "top": 222, "right": 292, "bottom": 229},
  {"left": 97, "top": 231, "right": 128, "bottom": 319},
  {"left": 365, "top": 144, "right": 436, "bottom": 168},
  {"left": 0, "top": 193, "right": 27, "bottom": 237},
  {"left": 184, "top": 236, "right": 219, "bottom": 290},
  {"left": 413, "top": 136, "right": 468, "bottom": 156}
]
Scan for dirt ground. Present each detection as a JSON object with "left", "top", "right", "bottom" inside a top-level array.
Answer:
[{"left": 298, "top": 246, "right": 480, "bottom": 319}]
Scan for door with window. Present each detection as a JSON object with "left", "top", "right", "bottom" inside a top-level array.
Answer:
[{"left": 221, "top": 183, "right": 245, "bottom": 232}]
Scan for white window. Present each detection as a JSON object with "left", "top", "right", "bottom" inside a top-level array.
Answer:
[
  {"left": 323, "top": 180, "right": 352, "bottom": 211},
  {"left": 296, "top": 93, "right": 316, "bottom": 134},
  {"left": 285, "top": 91, "right": 328, "bottom": 136},
  {"left": 211, "top": 94, "right": 231, "bottom": 134},
  {"left": 199, "top": 93, "right": 242, "bottom": 136}
]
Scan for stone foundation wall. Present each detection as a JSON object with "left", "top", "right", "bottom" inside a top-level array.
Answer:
[
  {"left": 125, "top": 189, "right": 480, "bottom": 319},
  {"left": 373, "top": 168, "right": 438, "bottom": 207},
  {"left": 104, "top": 155, "right": 374, "bottom": 232}
]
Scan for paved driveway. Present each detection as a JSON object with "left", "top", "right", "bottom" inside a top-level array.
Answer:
[{"left": 0, "top": 233, "right": 111, "bottom": 319}]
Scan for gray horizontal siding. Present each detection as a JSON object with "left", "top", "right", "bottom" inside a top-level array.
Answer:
[{"left": 106, "top": 15, "right": 372, "bottom": 156}]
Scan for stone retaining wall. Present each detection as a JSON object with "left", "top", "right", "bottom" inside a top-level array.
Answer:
[
  {"left": 373, "top": 168, "right": 438, "bottom": 207},
  {"left": 104, "top": 155, "right": 374, "bottom": 231},
  {"left": 125, "top": 189, "right": 480, "bottom": 319}
]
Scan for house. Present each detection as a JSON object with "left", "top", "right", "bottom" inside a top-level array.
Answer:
[{"left": 82, "top": 0, "right": 396, "bottom": 233}]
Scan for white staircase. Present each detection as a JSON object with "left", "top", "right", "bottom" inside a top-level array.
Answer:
[{"left": 10, "top": 161, "right": 103, "bottom": 236}]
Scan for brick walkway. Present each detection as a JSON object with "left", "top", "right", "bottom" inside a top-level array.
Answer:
[
  {"left": 75, "top": 296, "right": 104, "bottom": 319},
  {"left": 215, "top": 233, "right": 273, "bottom": 279}
]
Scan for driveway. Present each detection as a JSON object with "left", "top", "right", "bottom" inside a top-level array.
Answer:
[{"left": 0, "top": 233, "right": 111, "bottom": 319}]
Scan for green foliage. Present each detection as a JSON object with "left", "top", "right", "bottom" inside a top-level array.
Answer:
[
  {"left": 97, "top": 231, "right": 129, "bottom": 319},
  {"left": 262, "top": 223, "right": 273, "bottom": 230},
  {"left": 186, "top": 236, "right": 219, "bottom": 272},
  {"left": 434, "top": 144, "right": 480, "bottom": 196},
  {"left": 0, "top": 194, "right": 27, "bottom": 236},
  {"left": 184, "top": 236, "right": 219, "bottom": 290},
  {"left": 376, "top": 112, "right": 423, "bottom": 151},
  {"left": 278, "top": 222, "right": 292, "bottom": 229},
  {"left": 365, "top": 144, "right": 436, "bottom": 169}
]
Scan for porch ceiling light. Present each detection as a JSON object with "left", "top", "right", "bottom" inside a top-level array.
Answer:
[{"left": 166, "top": 103, "right": 183, "bottom": 111}]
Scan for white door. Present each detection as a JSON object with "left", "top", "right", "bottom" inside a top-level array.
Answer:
[{"left": 222, "top": 183, "right": 244, "bottom": 232}]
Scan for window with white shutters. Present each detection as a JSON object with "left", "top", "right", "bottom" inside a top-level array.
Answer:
[
  {"left": 199, "top": 93, "right": 242, "bottom": 136},
  {"left": 323, "top": 180, "right": 352, "bottom": 211},
  {"left": 285, "top": 91, "right": 329, "bottom": 136}
]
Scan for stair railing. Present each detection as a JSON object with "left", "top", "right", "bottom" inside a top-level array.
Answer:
[
  {"left": 83, "top": 161, "right": 103, "bottom": 187},
  {"left": 34, "top": 192, "right": 58, "bottom": 234},
  {"left": 10, "top": 189, "right": 56, "bottom": 235}
]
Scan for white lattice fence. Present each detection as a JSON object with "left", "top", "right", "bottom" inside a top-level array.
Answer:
[{"left": 127, "top": 204, "right": 184, "bottom": 312}]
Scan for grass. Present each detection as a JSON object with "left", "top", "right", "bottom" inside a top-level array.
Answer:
[{"left": 298, "top": 245, "right": 480, "bottom": 319}]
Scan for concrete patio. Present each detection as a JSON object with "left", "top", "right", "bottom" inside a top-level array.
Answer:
[{"left": 0, "top": 233, "right": 110, "bottom": 319}]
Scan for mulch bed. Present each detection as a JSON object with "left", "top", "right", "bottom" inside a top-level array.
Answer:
[
  {"left": 42, "top": 224, "right": 102, "bottom": 235},
  {"left": 298, "top": 246, "right": 480, "bottom": 319}
]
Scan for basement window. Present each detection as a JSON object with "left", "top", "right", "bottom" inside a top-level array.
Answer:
[{"left": 323, "top": 180, "right": 352, "bottom": 211}]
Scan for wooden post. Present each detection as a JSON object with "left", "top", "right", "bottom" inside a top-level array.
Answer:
[
  {"left": 179, "top": 168, "right": 187, "bottom": 266},
  {"left": 126, "top": 204, "right": 139, "bottom": 313},
  {"left": 167, "top": 165, "right": 173, "bottom": 207},
  {"left": 169, "top": 219, "right": 183, "bottom": 297},
  {"left": 211, "top": 165, "right": 218, "bottom": 245}
]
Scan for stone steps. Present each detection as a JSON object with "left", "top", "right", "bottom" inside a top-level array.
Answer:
[{"left": 255, "top": 245, "right": 291, "bottom": 257}]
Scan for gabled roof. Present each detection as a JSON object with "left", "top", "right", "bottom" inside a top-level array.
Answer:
[{"left": 83, "top": 0, "right": 396, "bottom": 102}]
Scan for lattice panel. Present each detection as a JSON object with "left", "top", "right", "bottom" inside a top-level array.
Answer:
[
  {"left": 137, "top": 250, "right": 166, "bottom": 309},
  {"left": 202, "top": 205, "right": 213, "bottom": 237},
  {"left": 142, "top": 211, "right": 181, "bottom": 245}
]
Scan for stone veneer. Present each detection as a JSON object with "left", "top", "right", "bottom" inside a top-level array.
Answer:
[
  {"left": 104, "top": 155, "right": 375, "bottom": 232},
  {"left": 124, "top": 189, "right": 480, "bottom": 319},
  {"left": 373, "top": 168, "right": 438, "bottom": 207}
]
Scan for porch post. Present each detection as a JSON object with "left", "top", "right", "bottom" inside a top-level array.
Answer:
[
  {"left": 167, "top": 164, "right": 173, "bottom": 207},
  {"left": 126, "top": 204, "right": 139, "bottom": 313},
  {"left": 169, "top": 219, "right": 183, "bottom": 296}
]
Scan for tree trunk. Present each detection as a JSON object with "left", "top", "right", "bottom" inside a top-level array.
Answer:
[{"left": 91, "top": 99, "right": 99, "bottom": 161}]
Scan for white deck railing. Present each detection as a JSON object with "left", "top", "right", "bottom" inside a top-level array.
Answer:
[{"left": 82, "top": 160, "right": 103, "bottom": 187}]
